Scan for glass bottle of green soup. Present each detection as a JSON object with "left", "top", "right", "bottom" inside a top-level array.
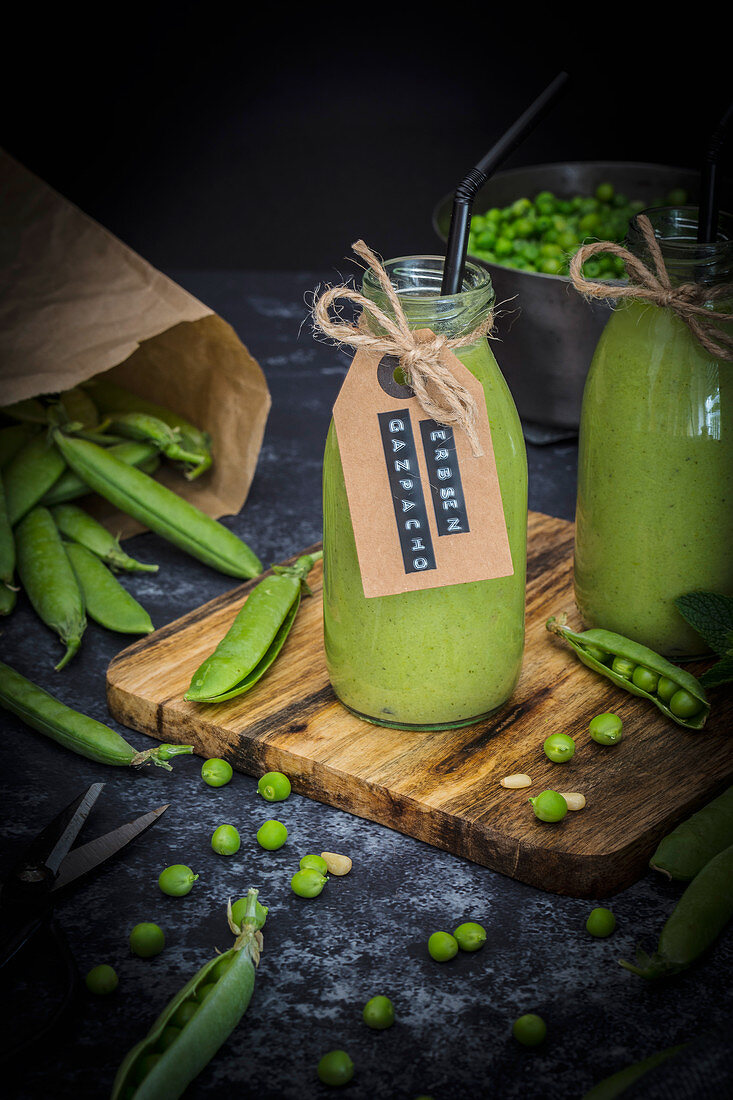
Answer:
[
  {"left": 575, "top": 208, "right": 733, "bottom": 657},
  {"left": 322, "top": 256, "right": 527, "bottom": 729}
]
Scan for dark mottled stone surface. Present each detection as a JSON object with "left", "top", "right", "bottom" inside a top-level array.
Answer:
[{"left": 1, "top": 272, "right": 730, "bottom": 1099}]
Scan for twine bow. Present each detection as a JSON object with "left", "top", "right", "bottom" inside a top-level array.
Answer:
[
  {"left": 569, "top": 214, "right": 733, "bottom": 360},
  {"left": 311, "top": 240, "right": 495, "bottom": 455}
]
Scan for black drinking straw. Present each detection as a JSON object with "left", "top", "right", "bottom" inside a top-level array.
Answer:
[
  {"left": 441, "top": 71, "right": 569, "bottom": 296},
  {"left": 697, "top": 99, "right": 733, "bottom": 244}
]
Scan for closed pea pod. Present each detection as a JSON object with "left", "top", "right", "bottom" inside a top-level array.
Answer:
[
  {"left": 4, "top": 433, "right": 67, "bottom": 526},
  {"left": 620, "top": 842, "right": 733, "bottom": 979},
  {"left": 110, "top": 890, "right": 264, "bottom": 1100},
  {"left": 52, "top": 433, "right": 261, "bottom": 578},
  {"left": 650, "top": 785, "right": 733, "bottom": 881},
  {"left": 64, "top": 543, "right": 154, "bottom": 635},
  {"left": 105, "top": 412, "right": 211, "bottom": 481},
  {"left": 0, "top": 473, "right": 16, "bottom": 615},
  {"left": 185, "top": 552, "right": 322, "bottom": 703},
  {"left": 0, "top": 660, "right": 192, "bottom": 768},
  {"left": 546, "top": 615, "right": 709, "bottom": 730},
  {"left": 41, "top": 441, "right": 161, "bottom": 507},
  {"left": 0, "top": 424, "right": 37, "bottom": 468},
  {"left": 582, "top": 1044, "right": 687, "bottom": 1099},
  {"left": 52, "top": 502, "right": 158, "bottom": 573},
  {"left": 57, "top": 386, "right": 100, "bottom": 429},
  {"left": 15, "top": 506, "right": 86, "bottom": 669}
]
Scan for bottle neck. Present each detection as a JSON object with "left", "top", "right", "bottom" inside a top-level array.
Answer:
[
  {"left": 626, "top": 206, "right": 733, "bottom": 288},
  {"left": 361, "top": 255, "right": 494, "bottom": 340}
]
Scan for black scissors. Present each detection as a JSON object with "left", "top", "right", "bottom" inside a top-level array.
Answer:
[{"left": 0, "top": 782, "right": 168, "bottom": 1058}]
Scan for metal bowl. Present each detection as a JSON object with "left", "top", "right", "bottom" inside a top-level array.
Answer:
[{"left": 433, "top": 162, "right": 703, "bottom": 432}]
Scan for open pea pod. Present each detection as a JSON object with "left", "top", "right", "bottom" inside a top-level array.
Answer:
[
  {"left": 111, "top": 891, "right": 264, "bottom": 1100},
  {"left": 106, "top": 412, "right": 212, "bottom": 481},
  {"left": 184, "top": 552, "right": 322, "bottom": 703},
  {"left": 547, "top": 615, "right": 709, "bottom": 730}
]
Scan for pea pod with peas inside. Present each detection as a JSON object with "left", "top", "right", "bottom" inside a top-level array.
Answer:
[
  {"left": 620, "top": 842, "right": 733, "bottom": 979},
  {"left": 546, "top": 615, "right": 709, "bottom": 730},
  {"left": 51, "top": 502, "right": 158, "bottom": 573},
  {"left": 185, "top": 551, "right": 323, "bottom": 703},
  {"left": 111, "top": 890, "right": 265, "bottom": 1100},
  {"left": 0, "top": 660, "right": 192, "bottom": 768},
  {"left": 52, "top": 432, "right": 261, "bottom": 578},
  {"left": 105, "top": 412, "right": 212, "bottom": 481},
  {"left": 0, "top": 473, "right": 16, "bottom": 615}
]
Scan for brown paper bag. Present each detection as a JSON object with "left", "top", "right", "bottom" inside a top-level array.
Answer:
[{"left": 0, "top": 151, "right": 271, "bottom": 535}]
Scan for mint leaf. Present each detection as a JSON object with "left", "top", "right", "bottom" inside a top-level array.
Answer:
[
  {"left": 700, "top": 653, "right": 733, "bottom": 689},
  {"left": 675, "top": 592, "right": 733, "bottom": 657}
]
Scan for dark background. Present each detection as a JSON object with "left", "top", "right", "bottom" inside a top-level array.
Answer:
[{"left": 4, "top": 5, "right": 732, "bottom": 273}]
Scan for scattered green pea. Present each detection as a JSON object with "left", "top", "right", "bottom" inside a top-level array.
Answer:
[
  {"left": 291, "top": 868, "right": 327, "bottom": 898},
  {"left": 257, "top": 771, "right": 291, "bottom": 802},
  {"left": 543, "top": 733, "right": 576, "bottom": 763},
  {"left": 362, "top": 994, "right": 395, "bottom": 1030},
  {"left": 512, "top": 1013, "right": 546, "bottom": 1047},
  {"left": 453, "top": 921, "right": 486, "bottom": 952},
  {"left": 201, "top": 758, "right": 233, "bottom": 787},
  {"left": 299, "top": 853, "right": 329, "bottom": 874},
  {"left": 586, "top": 907, "right": 617, "bottom": 937},
  {"left": 158, "top": 864, "right": 199, "bottom": 897},
  {"left": 231, "top": 896, "right": 269, "bottom": 929},
  {"left": 211, "top": 824, "right": 241, "bottom": 855},
  {"left": 631, "top": 666, "right": 659, "bottom": 694},
  {"left": 85, "top": 964, "right": 118, "bottom": 995},
  {"left": 589, "top": 712, "right": 623, "bottom": 746},
  {"left": 529, "top": 790, "right": 568, "bottom": 822},
  {"left": 129, "top": 922, "right": 165, "bottom": 958},
  {"left": 256, "top": 819, "right": 288, "bottom": 850},
  {"left": 317, "top": 1049, "right": 354, "bottom": 1086},
  {"left": 428, "top": 931, "right": 459, "bottom": 962}
]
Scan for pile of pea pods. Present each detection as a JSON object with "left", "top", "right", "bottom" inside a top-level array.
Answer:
[{"left": 0, "top": 381, "right": 262, "bottom": 669}]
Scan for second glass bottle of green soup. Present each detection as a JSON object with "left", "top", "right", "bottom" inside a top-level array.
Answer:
[{"left": 322, "top": 256, "right": 528, "bottom": 729}]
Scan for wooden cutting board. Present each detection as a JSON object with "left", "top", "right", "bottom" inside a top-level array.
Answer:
[{"left": 106, "top": 512, "right": 733, "bottom": 898}]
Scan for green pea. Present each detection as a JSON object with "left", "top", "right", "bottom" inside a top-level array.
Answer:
[
  {"left": 256, "top": 819, "right": 288, "bottom": 850},
  {"left": 317, "top": 1050, "right": 354, "bottom": 1086},
  {"left": 211, "top": 824, "right": 241, "bottom": 855},
  {"left": 595, "top": 182, "right": 615, "bottom": 203},
  {"left": 209, "top": 955, "right": 235, "bottom": 983},
  {"left": 85, "top": 964, "right": 118, "bottom": 995},
  {"left": 170, "top": 1000, "right": 198, "bottom": 1028},
  {"left": 512, "top": 1013, "right": 546, "bottom": 1047},
  {"left": 611, "top": 656, "right": 635, "bottom": 679},
  {"left": 201, "top": 758, "right": 233, "bottom": 787},
  {"left": 157, "top": 1025, "right": 181, "bottom": 1052},
  {"left": 196, "top": 982, "right": 217, "bottom": 1002},
  {"left": 583, "top": 643, "right": 608, "bottom": 664},
  {"left": 257, "top": 771, "right": 291, "bottom": 801},
  {"left": 657, "top": 676, "right": 678, "bottom": 703},
  {"left": 543, "top": 733, "right": 576, "bottom": 763},
  {"left": 529, "top": 790, "right": 568, "bottom": 822},
  {"left": 158, "top": 864, "right": 199, "bottom": 897},
  {"left": 632, "top": 666, "right": 659, "bottom": 694},
  {"left": 589, "top": 712, "right": 623, "bottom": 746},
  {"left": 669, "top": 690, "right": 702, "bottom": 719},
  {"left": 129, "top": 922, "right": 165, "bottom": 958},
  {"left": 362, "top": 994, "right": 395, "bottom": 1030},
  {"left": 291, "top": 868, "right": 327, "bottom": 898},
  {"left": 428, "top": 931, "right": 458, "bottom": 962},
  {"left": 155, "top": 1020, "right": 179, "bottom": 1047},
  {"left": 453, "top": 921, "right": 487, "bottom": 952},
  {"left": 132, "top": 1053, "right": 161, "bottom": 1085},
  {"left": 586, "top": 907, "right": 617, "bottom": 937},
  {"left": 231, "top": 896, "right": 269, "bottom": 930},
  {"left": 300, "top": 853, "right": 329, "bottom": 874}
]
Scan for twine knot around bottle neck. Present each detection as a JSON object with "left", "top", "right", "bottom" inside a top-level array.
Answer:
[
  {"left": 311, "top": 240, "right": 496, "bottom": 456},
  {"left": 569, "top": 214, "right": 733, "bottom": 361}
]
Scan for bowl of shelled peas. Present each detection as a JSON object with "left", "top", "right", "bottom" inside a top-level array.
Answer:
[{"left": 433, "top": 161, "right": 702, "bottom": 433}]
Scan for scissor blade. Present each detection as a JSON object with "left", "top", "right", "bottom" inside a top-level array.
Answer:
[
  {"left": 44, "top": 783, "right": 105, "bottom": 876},
  {"left": 52, "top": 804, "right": 169, "bottom": 892}
]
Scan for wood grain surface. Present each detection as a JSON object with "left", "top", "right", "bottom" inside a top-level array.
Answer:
[{"left": 106, "top": 512, "right": 733, "bottom": 897}]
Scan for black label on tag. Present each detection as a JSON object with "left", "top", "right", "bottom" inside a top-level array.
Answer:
[
  {"left": 378, "top": 409, "right": 436, "bottom": 574},
  {"left": 419, "top": 420, "right": 470, "bottom": 537}
]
